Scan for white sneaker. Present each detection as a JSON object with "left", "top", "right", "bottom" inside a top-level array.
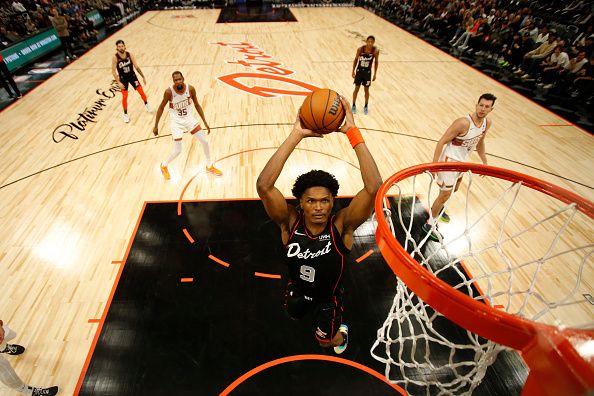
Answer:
[
  {"left": 145, "top": 103, "right": 152, "bottom": 113},
  {"left": 333, "top": 324, "right": 349, "bottom": 354},
  {"left": 123, "top": 114, "right": 130, "bottom": 123}
]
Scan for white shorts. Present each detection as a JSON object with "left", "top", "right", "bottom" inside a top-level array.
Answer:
[
  {"left": 436, "top": 171, "right": 462, "bottom": 191},
  {"left": 170, "top": 116, "right": 200, "bottom": 140}
]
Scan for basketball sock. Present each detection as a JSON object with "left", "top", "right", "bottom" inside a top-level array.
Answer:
[
  {"left": 163, "top": 140, "right": 182, "bottom": 166},
  {"left": 136, "top": 86, "right": 148, "bottom": 103},
  {"left": 193, "top": 131, "right": 212, "bottom": 165},
  {"left": 122, "top": 90, "right": 128, "bottom": 112},
  {"left": 0, "top": 357, "right": 25, "bottom": 390}
]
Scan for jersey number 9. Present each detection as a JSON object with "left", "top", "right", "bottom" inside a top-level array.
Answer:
[{"left": 299, "top": 265, "right": 316, "bottom": 282}]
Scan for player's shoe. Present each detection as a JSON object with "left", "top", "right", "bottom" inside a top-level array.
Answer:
[
  {"left": 439, "top": 212, "right": 451, "bottom": 223},
  {"left": 351, "top": 104, "right": 356, "bottom": 114},
  {"left": 145, "top": 103, "right": 152, "bottom": 113},
  {"left": 333, "top": 324, "right": 349, "bottom": 354},
  {"left": 206, "top": 165, "right": 223, "bottom": 176},
  {"left": 364, "top": 105, "right": 369, "bottom": 115},
  {"left": 1, "top": 344, "right": 25, "bottom": 355},
  {"left": 422, "top": 222, "right": 442, "bottom": 242},
  {"left": 160, "top": 163, "right": 170, "bottom": 180},
  {"left": 123, "top": 113, "right": 130, "bottom": 123},
  {"left": 30, "top": 386, "right": 59, "bottom": 396}
]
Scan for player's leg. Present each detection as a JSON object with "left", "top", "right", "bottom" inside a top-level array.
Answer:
[
  {"left": 121, "top": 80, "right": 130, "bottom": 123},
  {"left": 352, "top": 83, "right": 360, "bottom": 113},
  {"left": 160, "top": 123, "right": 183, "bottom": 179},
  {"left": 133, "top": 80, "right": 150, "bottom": 112},
  {"left": 422, "top": 171, "right": 457, "bottom": 240},
  {"left": 314, "top": 291, "right": 348, "bottom": 353},
  {"left": 0, "top": 325, "right": 24, "bottom": 355},
  {"left": 191, "top": 124, "right": 222, "bottom": 176},
  {"left": 0, "top": 324, "right": 58, "bottom": 396},
  {"left": 363, "top": 83, "right": 370, "bottom": 115}
]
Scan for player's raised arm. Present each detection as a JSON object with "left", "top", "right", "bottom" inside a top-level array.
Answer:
[
  {"left": 257, "top": 117, "right": 322, "bottom": 240},
  {"left": 153, "top": 89, "right": 171, "bottom": 136},
  {"left": 335, "top": 96, "right": 382, "bottom": 247}
]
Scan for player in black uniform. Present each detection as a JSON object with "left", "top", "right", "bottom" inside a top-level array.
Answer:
[
  {"left": 111, "top": 39, "right": 151, "bottom": 123},
  {"left": 351, "top": 35, "right": 379, "bottom": 115},
  {"left": 256, "top": 96, "right": 382, "bottom": 354}
]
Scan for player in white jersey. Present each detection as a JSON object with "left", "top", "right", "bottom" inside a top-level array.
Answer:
[
  {"left": 422, "top": 93, "right": 496, "bottom": 241},
  {"left": 153, "top": 71, "right": 222, "bottom": 179}
]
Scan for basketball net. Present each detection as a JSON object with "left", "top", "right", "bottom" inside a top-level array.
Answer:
[{"left": 370, "top": 163, "right": 594, "bottom": 396}]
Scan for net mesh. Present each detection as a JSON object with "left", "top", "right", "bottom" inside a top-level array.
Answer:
[{"left": 371, "top": 169, "right": 594, "bottom": 395}]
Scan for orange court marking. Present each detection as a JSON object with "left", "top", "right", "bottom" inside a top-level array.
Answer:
[
  {"left": 219, "top": 354, "right": 407, "bottom": 395},
  {"left": 254, "top": 272, "right": 281, "bottom": 279},
  {"left": 208, "top": 254, "right": 230, "bottom": 268},
  {"left": 355, "top": 249, "right": 374, "bottom": 263},
  {"left": 182, "top": 228, "right": 195, "bottom": 244}
]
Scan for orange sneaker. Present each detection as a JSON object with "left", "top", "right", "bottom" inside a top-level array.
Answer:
[
  {"left": 206, "top": 165, "right": 222, "bottom": 176},
  {"left": 160, "top": 163, "right": 170, "bottom": 180}
]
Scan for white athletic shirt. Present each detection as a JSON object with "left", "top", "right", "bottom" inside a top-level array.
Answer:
[
  {"left": 440, "top": 114, "right": 487, "bottom": 162},
  {"left": 168, "top": 84, "right": 193, "bottom": 121}
]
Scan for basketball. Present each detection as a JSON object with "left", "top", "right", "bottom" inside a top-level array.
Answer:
[{"left": 299, "top": 89, "right": 345, "bottom": 134}]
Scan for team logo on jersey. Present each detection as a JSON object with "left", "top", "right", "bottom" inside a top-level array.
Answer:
[
  {"left": 210, "top": 41, "right": 320, "bottom": 98},
  {"left": 286, "top": 242, "right": 332, "bottom": 259},
  {"left": 318, "top": 234, "right": 331, "bottom": 241}
]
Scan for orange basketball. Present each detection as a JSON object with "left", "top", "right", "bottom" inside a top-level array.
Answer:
[{"left": 299, "top": 89, "right": 345, "bottom": 134}]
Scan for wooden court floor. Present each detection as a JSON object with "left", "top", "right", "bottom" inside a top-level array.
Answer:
[{"left": 0, "top": 7, "right": 592, "bottom": 395}]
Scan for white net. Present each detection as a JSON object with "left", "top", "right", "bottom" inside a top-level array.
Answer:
[{"left": 371, "top": 169, "right": 594, "bottom": 395}]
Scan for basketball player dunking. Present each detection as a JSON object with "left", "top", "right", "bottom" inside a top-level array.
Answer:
[
  {"left": 153, "top": 71, "right": 222, "bottom": 179},
  {"left": 351, "top": 35, "right": 379, "bottom": 115},
  {"left": 422, "top": 93, "right": 496, "bottom": 241},
  {"left": 111, "top": 39, "right": 150, "bottom": 123},
  {"left": 257, "top": 96, "right": 382, "bottom": 353}
]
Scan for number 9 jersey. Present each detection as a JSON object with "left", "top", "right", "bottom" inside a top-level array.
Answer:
[{"left": 285, "top": 211, "right": 350, "bottom": 301}]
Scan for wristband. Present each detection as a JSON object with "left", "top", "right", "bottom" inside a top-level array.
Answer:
[{"left": 346, "top": 127, "right": 365, "bottom": 148}]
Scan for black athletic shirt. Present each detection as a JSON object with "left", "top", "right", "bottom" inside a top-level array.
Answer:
[
  {"left": 285, "top": 211, "right": 350, "bottom": 300},
  {"left": 356, "top": 46, "right": 376, "bottom": 74},
  {"left": 115, "top": 51, "right": 136, "bottom": 80}
]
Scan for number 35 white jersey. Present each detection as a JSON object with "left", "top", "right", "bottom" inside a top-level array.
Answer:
[{"left": 168, "top": 84, "right": 194, "bottom": 121}]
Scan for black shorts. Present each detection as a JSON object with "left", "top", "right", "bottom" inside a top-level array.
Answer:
[
  {"left": 353, "top": 71, "right": 371, "bottom": 87},
  {"left": 284, "top": 282, "right": 343, "bottom": 343},
  {"left": 121, "top": 75, "right": 141, "bottom": 91}
]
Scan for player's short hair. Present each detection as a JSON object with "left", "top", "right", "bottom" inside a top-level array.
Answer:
[
  {"left": 115, "top": 39, "right": 125, "bottom": 46},
  {"left": 367, "top": 35, "right": 375, "bottom": 41},
  {"left": 478, "top": 93, "right": 497, "bottom": 106},
  {"left": 172, "top": 71, "right": 183, "bottom": 78},
  {"left": 292, "top": 170, "right": 339, "bottom": 200}
]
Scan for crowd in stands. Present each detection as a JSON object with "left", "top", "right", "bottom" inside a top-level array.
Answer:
[
  {"left": 365, "top": 0, "right": 594, "bottom": 126},
  {"left": 0, "top": 0, "right": 141, "bottom": 58}
]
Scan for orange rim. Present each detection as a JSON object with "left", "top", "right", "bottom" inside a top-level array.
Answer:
[{"left": 374, "top": 162, "right": 594, "bottom": 396}]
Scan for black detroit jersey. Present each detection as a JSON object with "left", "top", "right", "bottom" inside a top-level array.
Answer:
[
  {"left": 116, "top": 51, "right": 136, "bottom": 80},
  {"left": 356, "top": 47, "right": 376, "bottom": 74},
  {"left": 285, "top": 212, "right": 350, "bottom": 300}
]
